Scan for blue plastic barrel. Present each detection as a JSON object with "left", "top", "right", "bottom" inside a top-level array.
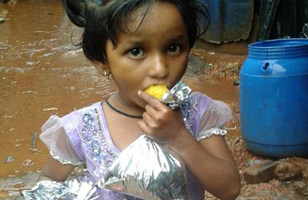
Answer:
[{"left": 240, "top": 39, "right": 308, "bottom": 158}]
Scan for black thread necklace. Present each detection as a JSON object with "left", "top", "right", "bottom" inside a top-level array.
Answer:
[{"left": 105, "top": 97, "right": 143, "bottom": 119}]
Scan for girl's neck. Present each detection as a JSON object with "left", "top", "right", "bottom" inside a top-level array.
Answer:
[{"left": 108, "top": 93, "right": 144, "bottom": 117}]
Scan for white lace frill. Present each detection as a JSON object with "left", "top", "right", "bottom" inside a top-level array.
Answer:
[
  {"left": 196, "top": 100, "right": 232, "bottom": 141},
  {"left": 40, "top": 115, "right": 83, "bottom": 165}
]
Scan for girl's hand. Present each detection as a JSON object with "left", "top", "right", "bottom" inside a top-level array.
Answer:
[{"left": 137, "top": 90, "right": 187, "bottom": 144}]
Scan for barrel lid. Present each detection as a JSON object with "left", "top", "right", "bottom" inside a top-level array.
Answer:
[{"left": 248, "top": 39, "right": 308, "bottom": 59}]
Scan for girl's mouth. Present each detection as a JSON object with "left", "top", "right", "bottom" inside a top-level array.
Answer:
[{"left": 144, "top": 84, "right": 168, "bottom": 100}]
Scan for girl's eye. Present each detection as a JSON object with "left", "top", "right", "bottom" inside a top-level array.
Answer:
[
  {"left": 167, "top": 44, "right": 181, "bottom": 54},
  {"left": 128, "top": 48, "right": 145, "bottom": 58}
]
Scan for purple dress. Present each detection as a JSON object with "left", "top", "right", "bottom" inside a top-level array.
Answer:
[{"left": 40, "top": 92, "right": 232, "bottom": 200}]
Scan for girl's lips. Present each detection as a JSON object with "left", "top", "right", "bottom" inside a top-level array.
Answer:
[{"left": 144, "top": 84, "right": 169, "bottom": 91}]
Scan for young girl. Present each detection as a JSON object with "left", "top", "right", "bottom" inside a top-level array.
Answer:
[{"left": 24, "top": 0, "right": 240, "bottom": 199}]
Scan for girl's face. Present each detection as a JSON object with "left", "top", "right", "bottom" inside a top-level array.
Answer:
[{"left": 104, "top": 2, "right": 190, "bottom": 109}]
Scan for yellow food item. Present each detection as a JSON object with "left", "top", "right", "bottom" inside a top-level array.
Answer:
[{"left": 144, "top": 84, "right": 168, "bottom": 100}]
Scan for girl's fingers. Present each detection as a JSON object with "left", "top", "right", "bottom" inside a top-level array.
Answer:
[
  {"left": 138, "top": 90, "right": 163, "bottom": 110},
  {"left": 144, "top": 104, "right": 157, "bottom": 119},
  {"left": 142, "top": 112, "right": 157, "bottom": 130},
  {"left": 138, "top": 120, "right": 151, "bottom": 134}
]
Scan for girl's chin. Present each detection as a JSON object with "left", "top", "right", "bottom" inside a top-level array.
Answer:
[{"left": 137, "top": 100, "right": 147, "bottom": 109}]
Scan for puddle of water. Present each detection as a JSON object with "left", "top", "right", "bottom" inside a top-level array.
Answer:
[
  {"left": 0, "top": 0, "right": 241, "bottom": 177},
  {"left": 0, "top": 0, "right": 114, "bottom": 177}
]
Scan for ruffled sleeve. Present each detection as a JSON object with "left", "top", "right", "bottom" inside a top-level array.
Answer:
[
  {"left": 190, "top": 92, "right": 233, "bottom": 141},
  {"left": 40, "top": 115, "right": 83, "bottom": 165}
]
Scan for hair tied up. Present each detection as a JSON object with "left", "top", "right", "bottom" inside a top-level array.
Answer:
[{"left": 61, "top": 0, "right": 88, "bottom": 27}]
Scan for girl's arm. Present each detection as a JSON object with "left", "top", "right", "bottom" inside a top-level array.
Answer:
[
  {"left": 168, "top": 129, "right": 240, "bottom": 200},
  {"left": 39, "top": 156, "right": 75, "bottom": 182}
]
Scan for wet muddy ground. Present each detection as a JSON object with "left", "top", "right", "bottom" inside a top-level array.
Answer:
[{"left": 0, "top": 0, "right": 307, "bottom": 200}]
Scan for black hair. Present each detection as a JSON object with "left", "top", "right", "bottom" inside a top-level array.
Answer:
[{"left": 61, "top": 0, "right": 210, "bottom": 63}]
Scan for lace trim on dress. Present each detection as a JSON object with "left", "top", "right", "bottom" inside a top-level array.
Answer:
[
  {"left": 50, "top": 151, "right": 83, "bottom": 166},
  {"left": 197, "top": 128, "right": 228, "bottom": 141}
]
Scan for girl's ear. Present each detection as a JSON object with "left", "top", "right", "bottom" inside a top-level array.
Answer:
[{"left": 92, "top": 61, "right": 110, "bottom": 76}]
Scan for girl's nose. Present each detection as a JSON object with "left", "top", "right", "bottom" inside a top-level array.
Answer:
[{"left": 148, "top": 54, "right": 168, "bottom": 78}]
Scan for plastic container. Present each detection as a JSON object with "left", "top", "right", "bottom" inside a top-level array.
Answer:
[{"left": 240, "top": 39, "right": 308, "bottom": 158}]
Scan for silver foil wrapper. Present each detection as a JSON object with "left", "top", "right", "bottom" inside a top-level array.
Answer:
[
  {"left": 161, "top": 82, "right": 192, "bottom": 110},
  {"left": 22, "top": 173, "right": 98, "bottom": 200},
  {"left": 23, "top": 181, "right": 69, "bottom": 200},
  {"left": 100, "top": 135, "right": 188, "bottom": 200}
]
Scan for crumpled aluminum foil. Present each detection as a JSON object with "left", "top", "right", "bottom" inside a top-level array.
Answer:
[
  {"left": 161, "top": 82, "right": 192, "bottom": 110},
  {"left": 99, "top": 135, "right": 188, "bottom": 200},
  {"left": 22, "top": 173, "right": 98, "bottom": 200},
  {"left": 23, "top": 181, "right": 68, "bottom": 200}
]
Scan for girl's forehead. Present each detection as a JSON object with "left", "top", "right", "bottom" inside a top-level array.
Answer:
[
  {"left": 123, "top": 4, "right": 154, "bottom": 31},
  {"left": 123, "top": 2, "right": 186, "bottom": 35},
  {"left": 114, "top": 2, "right": 188, "bottom": 44},
  {"left": 127, "top": 4, "right": 149, "bottom": 22}
]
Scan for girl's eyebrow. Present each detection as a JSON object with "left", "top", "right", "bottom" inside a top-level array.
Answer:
[
  {"left": 117, "top": 33, "right": 188, "bottom": 50},
  {"left": 115, "top": 40, "right": 144, "bottom": 51},
  {"left": 121, "top": 40, "right": 144, "bottom": 48},
  {"left": 168, "top": 34, "right": 188, "bottom": 42},
  {"left": 127, "top": 33, "right": 187, "bottom": 44}
]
